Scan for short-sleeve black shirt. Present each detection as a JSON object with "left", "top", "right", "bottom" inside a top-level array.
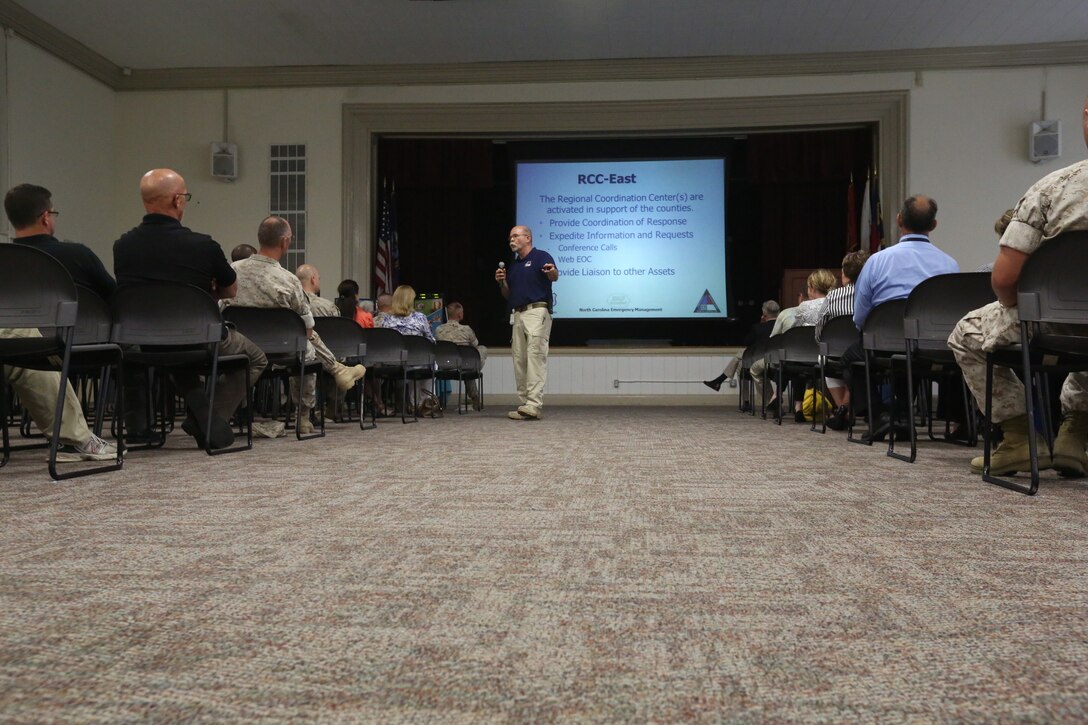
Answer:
[
  {"left": 113, "top": 213, "right": 235, "bottom": 294},
  {"left": 15, "top": 233, "right": 116, "bottom": 300}
]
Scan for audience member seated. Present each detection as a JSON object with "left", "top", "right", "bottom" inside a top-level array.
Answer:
[
  {"left": 231, "top": 244, "right": 257, "bottom": 262},
  {"left": 948, "top": 98, "right": 1088, "bottom": 477},
  {"left": 2, "top": 183, "right": 117, "bottom": 462},
  {"left": 704, "top": 300, "right": 779, "bottom": 394},
  {"left": 750, "top": 269, "right": 837, "bottom": 421},
  {"left": 372, "top": 293, "right": 393, "bottom": 328},
  {"left": 335, "top": 279, "right": 374, "bottom": 328},
  {"left": 846, "top": 194, "right": 959, "bottom": 441},
  {"left": 296, "top": 264, "right": 340, "bottom": 318},
  {"left": 380, "top": 284, "right": 437, "bottom": 415},
  {"left": 435, "top": 301, "right": 488, "bottom": 410},
  {"left": 113, "top": 168, "right": 267, "bottom": 449},
  {"left": 814, "top": 250, "right": 870, "bottom": 430},
  {"left": 223, "top": 216, "right": 366, "bottom": 434}
]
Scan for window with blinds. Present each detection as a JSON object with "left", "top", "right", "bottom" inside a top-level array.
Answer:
[{"left": 270, "top": 144, "right": 306, "bottom": 271}]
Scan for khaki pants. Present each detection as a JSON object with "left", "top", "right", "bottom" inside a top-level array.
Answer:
[
  {"left": 511, "top": 308, "right": 552, "bottom": 416},
  {"left": 1, "top": 327, "right": 91, "bottom": 446},
  {"left": 291, "top": 331, "right": 340, "bottom": 410}
]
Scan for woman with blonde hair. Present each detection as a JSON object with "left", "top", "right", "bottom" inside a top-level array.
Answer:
[
  {"left": 380, "top": 285, "right": 435, "bottom": 342},
  {"left": 379, "top": 284, "right": 438, "bottom": 415}
]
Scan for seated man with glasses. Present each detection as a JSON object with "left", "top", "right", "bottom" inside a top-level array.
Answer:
[
  {"left": 113, "top": 168, "right": 267, "bottom": 449},
  {"left": 2, "top": 183, "right": 118, "bottom": 461}
]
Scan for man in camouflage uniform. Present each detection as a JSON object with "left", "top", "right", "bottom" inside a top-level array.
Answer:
[
  {"left": 948, "top": 97, "right": 1088, "bottom": 477},
  {"left": 223, "top": 216, "right": 366, "bottom": 433},
  {"left": 435, "top": 301, "right": 487, "bottom": 410},
  {"left": 296, "top": 264, "right": 340, "bottom": 318}
]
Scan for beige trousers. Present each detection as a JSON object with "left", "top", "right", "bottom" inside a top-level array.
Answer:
[
  {"left": 511, "top": 308, "right": 552, "bottom": 416},
  {"left": 1, "top": 327, "right": 92, "bottom": 446}
]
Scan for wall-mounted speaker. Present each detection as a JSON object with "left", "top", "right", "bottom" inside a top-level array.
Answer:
[
  {"left": 211, "top": 142, "right": 238, "bottom": 181},
  {"left": 1029, "top": 120, "right": 1061, "bottom": 163}
]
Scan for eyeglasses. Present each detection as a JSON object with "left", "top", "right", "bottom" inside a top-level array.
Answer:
[
  {"left": 45, "top": 210, "right": 60, "bottom": 218},
  {"left": 175, "top": 193, "right": 193, "bottom": 202}
]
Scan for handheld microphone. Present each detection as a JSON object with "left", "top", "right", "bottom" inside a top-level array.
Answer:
[{"left": 497, "top": 261, "right": 505, "bottom": 287}]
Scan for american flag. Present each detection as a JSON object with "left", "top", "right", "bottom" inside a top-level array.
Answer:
[{"left": 374, "top": 181, "right": 394, "bottom": 295}]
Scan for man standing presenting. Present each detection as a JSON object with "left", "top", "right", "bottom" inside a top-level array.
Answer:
[
  {"left": 114, "top": 168, "right": 267, "bottom": 449},
  {"left": 494, "top": 225, "right": 559, "bottom": 421}
]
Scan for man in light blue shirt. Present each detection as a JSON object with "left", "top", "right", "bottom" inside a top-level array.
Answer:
[
  {"left": 843, "top": 194, "right": 959, "bottom": 440},
  {"left": 852, "top": 194, "right": 960, "bottom": 329}
]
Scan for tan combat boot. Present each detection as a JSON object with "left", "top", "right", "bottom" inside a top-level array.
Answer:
[
  {"left": 1051, "top": 412, "right": 1088, "bottom": 477},
  {"left": 297, "top": 407, "right": 315, "bottom": 435},
  {"left": 333, "top": 363, "right": 366, "bottom": 391},
  {"left": 970, "top": 414, "right": 1052, "bottom": 475}
]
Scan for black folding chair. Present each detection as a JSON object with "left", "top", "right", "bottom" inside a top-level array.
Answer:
[
  {"left": 112, "top": 283, "right": 253, "bottom": 455},
  {"left": 457, "top": 345, "right": 485, "bottom": 413},
  {"left": 738, "top": 338, "right": 768, "bottom": 415},
  {"left": 851, "top": 299, "right": 908, "bottom": 447},
  {"left": 768, "top": 326, "right": 820, "bottom": 426},
  {"left": 223, "top": 307, "right": 324, "bottom": 441},
  {"left": 0, "top": 245, "right": 121, "bottom": 480},
  {"left": 313, "top": 316, "right": 368, "bottom": 428},
  {"left": 358, "top": 328, "right": 409, "bottom": 423},
  {"left": 816, "top": 314, "right": 859, "bottom": 434},
  {"left": 891, "top": 272, "right": 995, "bottom": 462},
  {"left": 982, "top": 231, "right": 1088, "bottom": 495},
  {"left": 73, "top": 285, "right": 123, "bottom": 439},
  {"left": 402, "top": 336, "right": 438, "bottom": 420},
  {"left": 433, "top": 341, "right": 464, "bottom": 412}
]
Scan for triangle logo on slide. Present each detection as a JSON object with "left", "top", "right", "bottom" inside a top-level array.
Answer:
[{"left": 693, "top": 289, "right": 721, "bottom": 313}]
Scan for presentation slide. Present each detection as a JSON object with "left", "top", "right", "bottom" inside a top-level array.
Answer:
[{"left": 516, "top": 158, "right": 727, "bottom": 319}]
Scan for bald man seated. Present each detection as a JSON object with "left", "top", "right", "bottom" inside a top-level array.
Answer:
[
  {"left": 223, "top": 216, "right": 366, "bottom": 434},
  {"left": 295, "top": 264, "right": 340, "bottom": 318},
  {"left": 113, "top": 168, "right": 268, "bottom": 450}
]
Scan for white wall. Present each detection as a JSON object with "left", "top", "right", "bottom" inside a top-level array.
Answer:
[
  {"left": 5, "top": 41, "right": 1086, "bottom": 312},
  {"left": 910, "top": 65, "right": 1086, "bottom": 272},
  {"left": 4, "top": 38, "right": 116, "bottom": 254}
]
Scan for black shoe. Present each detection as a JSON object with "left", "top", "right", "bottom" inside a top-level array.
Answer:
[
  {"left": 124, "top": 429, "right": 162, "bottom": 446},
  {"left": 794, "top": 409, "right": 806, "bottom": 423},
  {"left": 861, "top": 413, "right": 892, "bottom": 442},
  {"left": 703, "top": 380, "right": 722, "bottom": 392},
  {"left": 826, "top": 406, "right": 849, "bottom": 431},
  {"left": 183, "top": 389, "right": 235, "bottom": 449},
  {"left": 740, "top": 401, "right": 753, "bottom": 413}
]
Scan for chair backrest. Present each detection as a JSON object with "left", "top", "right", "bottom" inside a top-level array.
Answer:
[
  {"left": 111, "top": 283, "right": 224, "bottom": 347},
  {"left": 313, "top": 316, "right": 366, "bottom": 361},
  {"left": 1017, "top": 230, "right": 1088, "bottom": 325},
  {"left": 402, "top": 334, "right": 436, "bottom": 368},
  {"left": 861, "top": 298, "right": 907, "bottom": 353},
  {"left": 434, "top": 340, "right": 462, "bottom": 372},
  {"left": 358, "top": 327, "right": 407, "bottom": 367},
  {"left": 74, "top": 285, "right": 113, "bottom": 345},
  {"left": 768, "top": 325, "right": 819, "bottom": 365},
  {"left": 457, "top": 344, "right": 482, "bottom": 375},
  {"left": 817, "top": 315, "right": 859, "bottom": 358},
  {"left": 222, "top": 306, "right": 308, "bottom": 357},
  {"left": 903, "top": 272, "right": 994, "bottom": 351},
  {"left": 0, "top": 244, "right": 77, "bottom": 331}
]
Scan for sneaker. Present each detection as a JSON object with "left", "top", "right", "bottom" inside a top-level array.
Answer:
[
  {"left": 55, "top": 434, "right": 118, "bottom": 462},
  {"left": 251, "top": 420, "right": 286, "bottom": 438},
  {"left": 508, "top": 409, "right": 540, "bottom": 421}
]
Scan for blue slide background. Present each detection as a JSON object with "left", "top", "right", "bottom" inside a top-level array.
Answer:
[{"left": 516, "top": 158, "right": 727, "bottom": 319}]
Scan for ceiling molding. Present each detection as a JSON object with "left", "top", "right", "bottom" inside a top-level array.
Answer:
[
  {"left": 0, "top": 0, "right": 122, "bottom": 87},
  {"left": 1, "top": 0, "right": 1086, "bottom": 92},
  {"left": 108, "top": 41, "right": 1088, "bottom": 92}
]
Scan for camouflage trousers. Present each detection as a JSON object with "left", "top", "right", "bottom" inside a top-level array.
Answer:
[
  {"left": 947, "top": 300, "right": 1088, "bottom": 424},
  {"left": 289, "top": 331, "right": 342, "bottom": 410}
]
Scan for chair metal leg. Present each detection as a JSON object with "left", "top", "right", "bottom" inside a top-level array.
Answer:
[{"left": 980, "top": 349, "right": 1038, "bottom": 495}]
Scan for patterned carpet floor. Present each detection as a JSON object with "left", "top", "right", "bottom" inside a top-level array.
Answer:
[{"left": 1, "top": 406, "right": 1086, "bottom": 722}]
